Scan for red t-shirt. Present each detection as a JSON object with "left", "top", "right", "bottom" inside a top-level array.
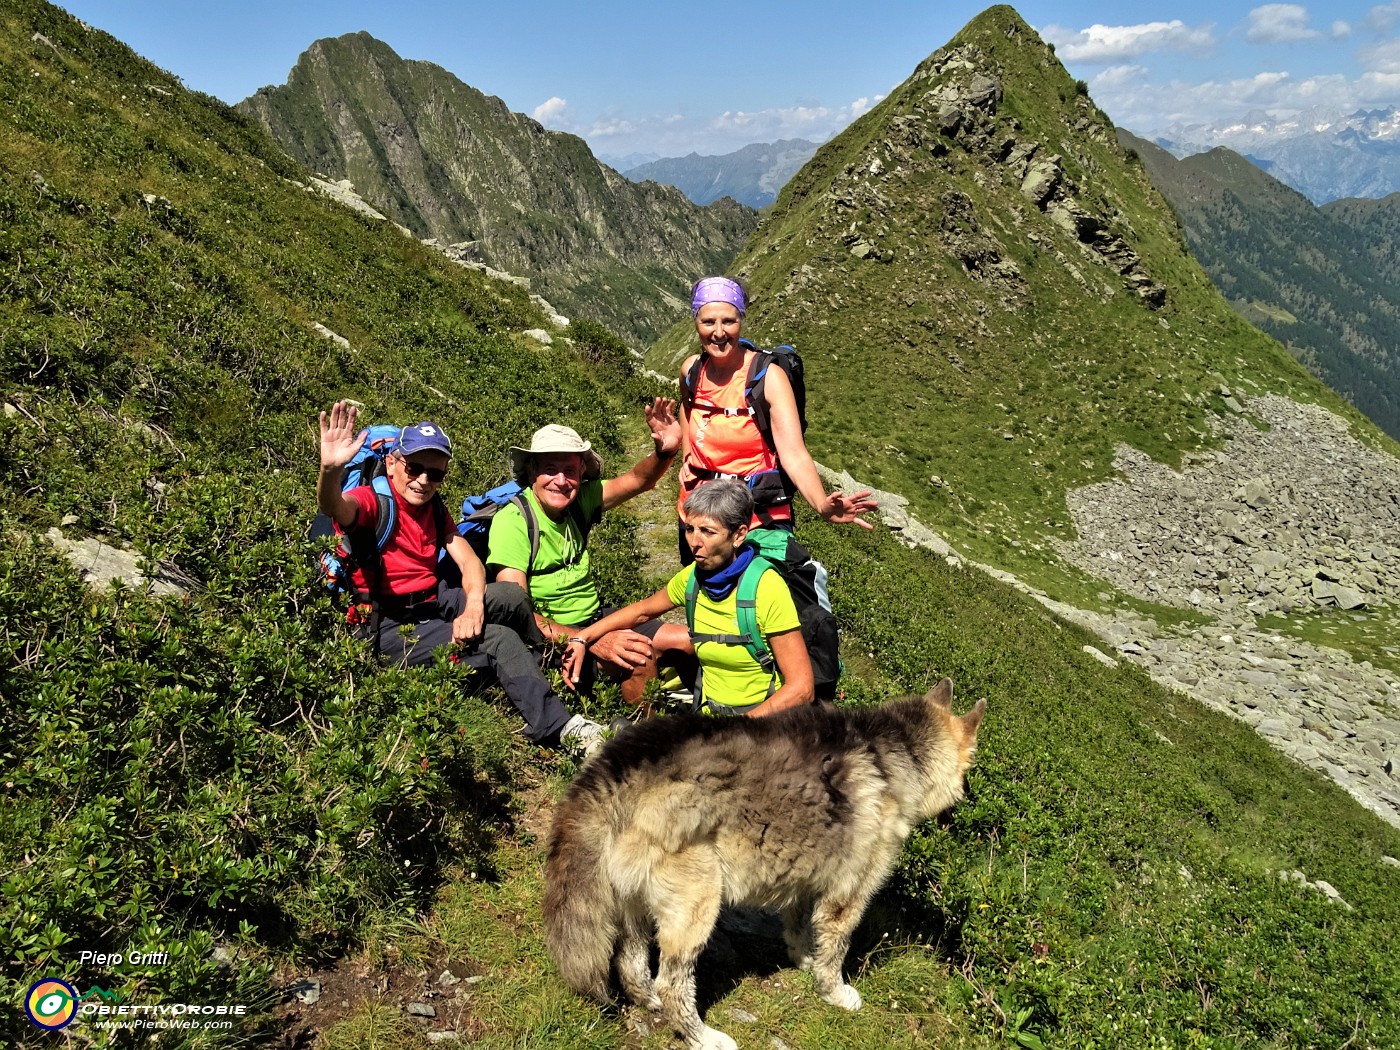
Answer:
[{"left": 345, "top": 485, "right": 450, "bottom": 596}]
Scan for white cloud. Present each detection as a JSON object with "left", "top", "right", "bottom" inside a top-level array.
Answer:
[
  {"left": 1245, "top": 4, "right": 1321, "bottom": 44},
  {"left": 706, "top": 96, "right": 884, "bottom": 145},
  {"left": 584, "top": 117, "right": 637, "bottom": 139},
  {"left": 1040, "top": 20, "right": 1214, "bottom": 63},
  {"left": 575, "top": 91, "right": 893, "bottom": 158},
  {"left": 1091, "top": 64, "right": 1150, "bottom": 90},
  {"left": 1332, "top": 21, "right": 1352, "bottom": 38},
  {"left": 1357, "top": 70, "right": 1400, "bottom": 99},
  {"left": 1366, "top": 3, "right": 1400, "bottom": 33},
  {"left": 1361, "top": 37, "right": 1400, "bottom": 73},
  {"left": 532, "top": 96, "right": 568, "bottom": 123},
  {"left": 1093, "top": 66, "right": 1395, "bottom": 134}
]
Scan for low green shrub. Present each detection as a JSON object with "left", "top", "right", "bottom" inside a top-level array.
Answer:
[{"left": 0, "top": 478, "right": 517, "bottom": 1043}]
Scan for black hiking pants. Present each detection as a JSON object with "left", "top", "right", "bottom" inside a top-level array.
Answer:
[{"left": 366, "top": 581, "right": 574, "bottom": 743}]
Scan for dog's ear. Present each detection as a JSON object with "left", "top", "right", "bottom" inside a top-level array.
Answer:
[
  {"left": 924, "top": 677, "right": 954, "bottom": 709},
  {"left": 961, "top": 698, "right": 987, "bottom": 736}
]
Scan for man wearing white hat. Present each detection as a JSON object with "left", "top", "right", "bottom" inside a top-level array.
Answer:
[
  {"left": 489, "top": 399, "right": 691, "bottom": 710},
  {"left": 318, "top": 401, "right": 610, "bottom": 753}
]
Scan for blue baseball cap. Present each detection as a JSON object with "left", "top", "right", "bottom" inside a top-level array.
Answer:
[{"left": 397, "top": 422, "right": 453, "bottom": 459}]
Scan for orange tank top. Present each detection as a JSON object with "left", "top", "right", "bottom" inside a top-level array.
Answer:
[{"left": 678, "top": 352, "right": 792, "bottom": 527}]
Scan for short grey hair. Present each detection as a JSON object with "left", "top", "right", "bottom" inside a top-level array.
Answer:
[{"left": 683, "top": 480, "right": 753, "bottom": 533}]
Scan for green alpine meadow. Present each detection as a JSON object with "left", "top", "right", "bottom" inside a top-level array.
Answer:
[{"left": 2, "top": 1, "right": 1397, "bottom": 1047}]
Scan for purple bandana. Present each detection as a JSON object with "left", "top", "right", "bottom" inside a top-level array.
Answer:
[{"left": 691, "top": 277, "right": 746, "bottom": 316}]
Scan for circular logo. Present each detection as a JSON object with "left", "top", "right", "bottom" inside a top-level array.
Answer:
[{"left": 25, "top": 978, "right": 78, "bottom": 1030}]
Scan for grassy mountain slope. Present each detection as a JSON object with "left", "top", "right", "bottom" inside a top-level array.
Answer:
[
  {"left": 1120, "top": 131, "right": 1400, "bottom": 442},
  {"left": 237, "top": 32, "right": 756, "bottom": 347},
  {"left": 3, "top": 3, "right": 1399, "bottom": 1048},
  {"left": 1, "top": 1, "right": 661, "bottom": 1039},
  {"left": 648, "top": 6, "right": 1390, "bottom": 598}
]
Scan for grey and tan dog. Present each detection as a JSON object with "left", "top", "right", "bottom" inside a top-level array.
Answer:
[{"left": 543, "top": 678, "right": 986, "bottom": 1050}]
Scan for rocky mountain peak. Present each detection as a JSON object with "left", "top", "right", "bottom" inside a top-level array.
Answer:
[{"left": 238, "top": 34, "right": 756, "bottom": 346}]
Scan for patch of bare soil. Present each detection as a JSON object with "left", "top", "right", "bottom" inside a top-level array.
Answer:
[
  {"left": 274, "top": 953, "right": 491, "bottom": 1047},
  {"left": 272, "top": 771, "right": 562, "bottom": 1046}
]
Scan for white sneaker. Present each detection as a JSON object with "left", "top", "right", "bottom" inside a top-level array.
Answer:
[{"left": 559, "top": 714, "right": 607, "bottom": 757}]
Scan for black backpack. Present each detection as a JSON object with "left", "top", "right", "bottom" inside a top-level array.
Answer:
[{"left": 744, "top": 528, "right": 841, "bottom": 702}]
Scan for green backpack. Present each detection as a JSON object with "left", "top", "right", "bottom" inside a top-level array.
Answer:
[{"left": 683, "top": 555, "right": 780, "bottom": 715}]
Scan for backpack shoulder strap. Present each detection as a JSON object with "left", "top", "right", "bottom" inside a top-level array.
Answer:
[
  {"left": 734, "top": 557, "right": 777, "bottom": 668},
  {"left": 686, "top": 558, "right": 776, "bottom": 670},
  {"left": 370, "top": 475, "right": 397, "bottom": 552},
  {"left": 684, "top": 565, "right": 699, "bottom": 633},
  {"left": 681, "top": 352, "right": 708, "bottom": 411},
  {"left": 744, "top": 346, "right": 776, "bottom": 453},
  {"left": 430, "top": 494, "right": 450, "bottom": 552},
  {"left": 509, "top": 493, "right": 542, "bottom": 574},
  {"left": 343, "top": 476, "right": 397, "bottom": 601}
]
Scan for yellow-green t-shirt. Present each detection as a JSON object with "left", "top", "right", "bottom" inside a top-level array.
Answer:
[
  {"left": 667, "top": 562, "right": 801, "bottom": 709},
  {"left": 487, "top": 482, "right": 602, "bottom": 626}
]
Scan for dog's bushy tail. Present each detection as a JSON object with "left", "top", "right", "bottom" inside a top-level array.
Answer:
[{"left": 543, "top": 793, "right": 619, "bottom": 1002}]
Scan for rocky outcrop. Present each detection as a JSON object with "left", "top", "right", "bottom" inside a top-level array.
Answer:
[
  {"left": 45, "top": 527, "right": 192, "bottom": 597},
  {"left": 1058, "top": 394, "right": 1400, "bottom": 616},
  {"left": 818, "top": 392, "right": 1400, "bottom": 831},
  {"left": 912, "top": 44, "right": 1165, "bottom": 308},
  {"left": 1065, "top": 602, "right": 1400, "bottom": 830},
  {"left": 1049, "top": 393, "right": 1400, "bottom": 828}
]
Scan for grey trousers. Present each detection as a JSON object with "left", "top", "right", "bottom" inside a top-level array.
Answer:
[{"left": 368, "top": 581, "right": 574, "bottom": 743}]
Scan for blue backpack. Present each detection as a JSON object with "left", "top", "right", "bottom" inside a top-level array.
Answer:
[
  {"left": 456, "top": 481, "right": 598, "bottom": 580},
  {"left": 312, "top": 425, "right": 448, "bottom": 602}
]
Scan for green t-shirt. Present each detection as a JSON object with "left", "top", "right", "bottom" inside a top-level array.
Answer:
[
  {"left": 666, "top": 562, "right": 801, "bottom": 710},
  {"left": 487, "top": 481, "right": 603, "bottom": 626}
]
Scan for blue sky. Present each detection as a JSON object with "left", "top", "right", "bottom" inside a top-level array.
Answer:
[{"left": 56, "top": 1, "right": 1400, "bottom": 159}]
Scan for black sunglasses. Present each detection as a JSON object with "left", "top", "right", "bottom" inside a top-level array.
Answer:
[{"left": 401, "top": 461, "right": 448, "bottom": 483}]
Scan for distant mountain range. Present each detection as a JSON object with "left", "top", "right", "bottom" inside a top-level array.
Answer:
[
  {"left": 620, "top": 108, "right": 1400, "bottom": 213},
  {"left": 597, "top": 151, "right": 659, "bottom": 171},
  {"left": 1121, "top": 130, "right": 1400, "bottom": 441},
  {"left": 237, "top": 34, "right": 755, "bottom": 346},
  {"left": 623, "top": 139, "right": 822, "bottom": 208},
  {"left": 1147, "top": 106, "right": 1400, "bottom": 204}
]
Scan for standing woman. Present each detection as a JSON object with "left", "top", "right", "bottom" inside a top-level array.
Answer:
[{"left": 676, "top": 276, "right": 877, "bottom": 561}]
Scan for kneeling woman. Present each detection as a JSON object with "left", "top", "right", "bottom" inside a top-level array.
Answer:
[{"left": 562, "top": 481, "right": 813, "bottom": 717}]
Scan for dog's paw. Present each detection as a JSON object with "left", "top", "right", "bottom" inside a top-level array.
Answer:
[
  {"left": 823, "top": 983, "right": 863, "bottom": 1011},
  {"left": 693, "top": 1025, "right": 739, "bottom": 1050}
]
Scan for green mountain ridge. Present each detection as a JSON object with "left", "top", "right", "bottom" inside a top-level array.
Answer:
[
  {"left": 648, "top": 6, "right": 1392, "bottom": 591},
  {"left": 1324, "top": 190, "right": 1400, "bottom": 287},
  {"left": 236, "top": 32, "right": 756, "bottom": 347},
  {"left": 4, "top": 3, "right": 1400, "bottom": 1048},
  {"left": 1119, "top": 130, "right": 1400, "bottom": 442}
]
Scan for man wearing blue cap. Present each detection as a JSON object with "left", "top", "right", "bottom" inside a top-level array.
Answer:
[{"left": 317, "top": 400, "right": 608, "bottom": 752}]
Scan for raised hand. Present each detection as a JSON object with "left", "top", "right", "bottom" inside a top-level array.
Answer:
[
  {"left": 823, "top": 489, "right": 879, "bottom": 529},
  {"left": 318, "top": 400, "right": 366, "bottom": 472},
  {"left": 645, "top": 397, "right": 682, "bottom": 456}
]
